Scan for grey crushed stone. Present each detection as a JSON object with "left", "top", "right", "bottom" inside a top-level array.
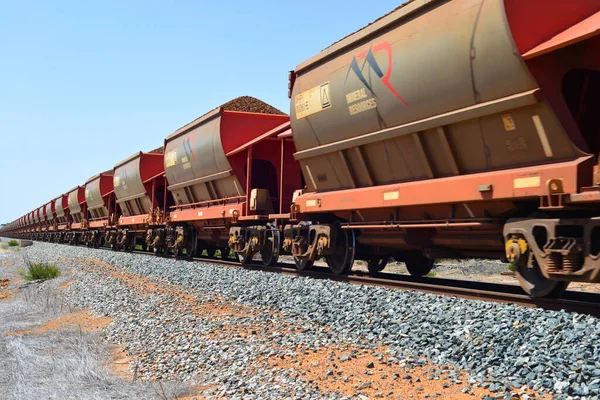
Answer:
[
  {"left": 0, "top": 244, "right": 187, "bottom": 400},
  {"left": 19, "top": 242, "right": 600, "bottom": 399}
]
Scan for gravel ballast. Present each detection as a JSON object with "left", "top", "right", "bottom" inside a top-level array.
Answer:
[
  {"left": 0, "top": 242, "right": 188, "bottom": 400},
  {"left": 15, "top": 242, "right": 600, "bottom": 399}
]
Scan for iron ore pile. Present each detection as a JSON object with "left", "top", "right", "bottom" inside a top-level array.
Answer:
[
  {"left": 22, "top": 242, "right": 600, "bottom": 399},
  {"left": 220, "top": 96, "right": 285, "bottom": 114},
  {"left": 144, "top": 96, "right": 283, "bottom": 157},
  {"left": 147, "top": 147, "right": 164, "bottom": 154}
]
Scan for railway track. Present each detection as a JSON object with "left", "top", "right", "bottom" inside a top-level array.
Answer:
[{"left": 70, "top": 242, "right": 600, "bottom": 318}]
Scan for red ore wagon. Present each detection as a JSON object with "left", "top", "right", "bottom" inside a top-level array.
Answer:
[
  {"left": 111, "top": 151, "right": 167, "bottom": 251},
  {"left": 159, "top": 96, "right": 302, "bottom": 262},
  {"left": 286, "top": 0, "right": 600, "bottom": 296}
]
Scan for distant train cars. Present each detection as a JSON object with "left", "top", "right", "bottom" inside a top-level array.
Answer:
[{"left": 3, "top": 1, "right": 600, "bottom": 298}]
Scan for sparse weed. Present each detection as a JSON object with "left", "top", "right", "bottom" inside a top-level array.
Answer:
[
  {"left": 19, "top": 263, "right": 61, "bottom": 281},
  {"left": 425, "top": 271, "right": 437, "bottom": 277},
  {"left": 19, "top": 254, "right": 61, "bottom": 281},
  {"left": 8, "top": 240, "right": 19, "bottom": 247}
]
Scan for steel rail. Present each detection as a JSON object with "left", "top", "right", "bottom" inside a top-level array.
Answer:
[{"left": 53, "top": 242, "right": 600, "bottom": 318}]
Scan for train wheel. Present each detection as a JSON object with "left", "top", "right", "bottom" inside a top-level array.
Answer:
[
  {"left": 185, "top": 245, "right": 195, "bottom": 260},
  {"left": 367, "top": 257, "right": 388, "bottom": 276},
  {"left": 206, "top": 247, "right": 216, "bottom": 258},
  {"left": 219, "top": 247, "right": 231, "bottom": 260},
  {"left": 294, "top": 257, "right": 313, "bottom": 271},
  {"left": 516, "top": 254, "right": 569, "bottom": 298},
  {"left": 238, "top": 254, "right": 252, "bottom": 266},
  {"left": 326, "top": 228, "right": 355, "bottom": 275},
  {"left": 405, "top": 254, "right": 434, "bottom": 277},
  {"left": 260, "top": 228, "right": 279, "bottom": 267}
]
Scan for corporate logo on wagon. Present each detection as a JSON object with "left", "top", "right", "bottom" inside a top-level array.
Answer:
[
  {"left": 166, "top": 136, "right": 195, "bottom": 170},
  {"left": 345, "top": 41, "right": 408, "bottom": 115},
  {"left": 181, "top": 136, "right": 196, "bottom": 170}
]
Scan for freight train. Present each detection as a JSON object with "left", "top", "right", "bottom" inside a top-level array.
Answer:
[{"left": 2, "top": 0, "right": 600, "bottom": 298}]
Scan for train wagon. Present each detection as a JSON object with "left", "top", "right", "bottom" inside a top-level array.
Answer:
[
  {"left": 82, "top": 172, "right": 115, "bottom": 247},
  {"left": 65, "top": 186, "right": 86, "bottom": 244},
  {"left": 38, "top": 205, "right": 46, "bottom": 235},
  {"left": 162, "top": 96, "right": 299, "bottom": 262},
  {"left": 32, "top": 207, "right": 40, "bottom": 235},
  {"left": 41, "top": 201, "right": 53, "bottom": 241},
  {"left": 111, "top": 150, "right": 167, "bottom": 251},
  {"left": 53, "top": 194, "right": 69, "bottom": 242},
  {"left": 286, "top": 0, "right": 600, "bottom": 296}
]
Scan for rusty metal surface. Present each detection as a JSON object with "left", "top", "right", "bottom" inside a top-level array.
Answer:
[{"left": 290, "top": 0, "right": 583, "bottom": 194}]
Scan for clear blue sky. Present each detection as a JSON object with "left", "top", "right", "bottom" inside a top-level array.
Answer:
[{"left": 0, "top": 0, "right": 405, "bottom": 223}]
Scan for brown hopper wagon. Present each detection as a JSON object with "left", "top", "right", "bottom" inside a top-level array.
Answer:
[
  {"left": 81, "top": 172, "right": 116, "bottom": 247},
  {"left": 162, "top": 102, "right": 299, "bottom": 261},
  {"left": 110, "top": 151, "right": 168, "bottom": 251},
  {"left": 65, "top": 186, "right": 86, "bottom": 244},
  {"left": 44, "top": 200, "right": 55, "bottom": 232},
  {"left": 53, "top": 194, "right": 69, "bottom": 243},
  {"left": 285, "top": 0, "right": 600, "bottom": 296}
]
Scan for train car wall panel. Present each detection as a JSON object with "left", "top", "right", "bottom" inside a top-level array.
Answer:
[
  {"left": 85, "top": 173, "right": 114, "bottom": 219},
  {"left": 45, "top": 201, "right": 56, "bottom": 222},
  {"left": 113, "top": 152, "right": 164, "bottom": 218},
  {"left": 290, "top": 0, "right": 586, "bottom": 194},
  {"left": 54, "top": 195, "right": 69, "bottom": 224},
  {"left": 38, "top": 207, "right": 45, "bottom": 225},
  {"left": 40, "top": 204, "right": 48, "bottom": 228},
  {"left": 164, "top": 110, "right": 289, "bottom": 209},
  {"left": 67, "top": 186, "right": 86, "bottom": 224},
  {"left": 165, "top": 111, "right": 241, "bottom": 207}
]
